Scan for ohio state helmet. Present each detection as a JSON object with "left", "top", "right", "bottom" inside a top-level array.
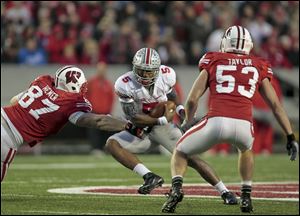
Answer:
[
  {"left": 132, "top": 48, "right": 161, "bottom": 86},
  {"left": 220, "top": 26, "right": 253, "bottom": 55},
  {"left": 54, "top": 65, "right": 87, "bottom": 94}
]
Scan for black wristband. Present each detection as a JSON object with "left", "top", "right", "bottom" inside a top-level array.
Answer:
[{"left": 287, "top": 134, "right": 295, "bottom": 142}]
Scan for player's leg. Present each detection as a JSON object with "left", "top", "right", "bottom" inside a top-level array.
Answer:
[
  {"left": 235, "top": 119, "right": 255, "bottom": 213},
  {"left": 161, "top": 118, "right": 210, "bottom": 213},
  {"left": 186, "top": 154, "right": 237, "bottom": 205},
  {"left": 105, "top": 131, "right": 164, "bottom": 194},
  {"left": 238, "top": 149, "right": 254, "bottom": 212},
  {"left": 162, "top": 117, "right": 237, "bottom": 212},
  {"left": 150, "top": 123, "right": 220, "bottom": 186},
  {"left": 151, "top": 121, "right": 237, "bottom": 211},
  {"left": 105, "top": 139, "right": 142, "bottom": 169},
  {"left": 1, "top": 124, "right": 17, "bottom": 182}
]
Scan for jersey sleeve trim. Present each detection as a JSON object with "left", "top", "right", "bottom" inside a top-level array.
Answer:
[
  {"left": 69, "top": 111, "right": 85, "bottom": 125},
  {"left": 75, "top": 98, "right": 92, "bottom": 112},
  {"left": 267, "top": 68, "right": 273, "bottom": 75},
  {"left": 198, "top": 53, "right": 213, "bottom": 71}
]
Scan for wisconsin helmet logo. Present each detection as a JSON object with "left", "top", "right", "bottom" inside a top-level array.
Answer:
[{"left": 66, "top": 71, "right": 81, "bottom": 84}]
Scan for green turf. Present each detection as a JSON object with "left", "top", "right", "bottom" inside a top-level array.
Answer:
[{"left": 1, "top": 154, "right": 299, "bottom": 215}]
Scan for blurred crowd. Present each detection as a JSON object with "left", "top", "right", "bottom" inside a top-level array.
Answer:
[{"left": 1, "top": 1, "right": 299, "bottom": 68}]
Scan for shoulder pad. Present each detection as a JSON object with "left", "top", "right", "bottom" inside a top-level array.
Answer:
[
  {"left": 114, "top": 72, "right": 133, "bottom": 99},
  {"left": 160, "top": 65, "right": 176, "bottom": 87}
]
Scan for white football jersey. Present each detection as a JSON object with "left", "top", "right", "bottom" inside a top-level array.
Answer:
[{"left": 115, "top": 65, "right": 176, "bottom": 114}]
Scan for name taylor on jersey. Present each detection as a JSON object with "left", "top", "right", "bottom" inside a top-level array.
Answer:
[{"left": 228, "top": 58, "right": 252, "bottom": 66}]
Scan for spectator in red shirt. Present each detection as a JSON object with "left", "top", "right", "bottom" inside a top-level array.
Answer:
[
  {"left": 45, "top": 25, "right": 66, "bottom": 63},
  {"left": 86, "top": 61, "right": 115, "bottom": 155}
]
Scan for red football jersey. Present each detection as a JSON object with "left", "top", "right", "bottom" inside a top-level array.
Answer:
[
  {"left": 199, "top": 52, "right": 273, "bottom": 122},
  {"left": 3, "top": 75, "right": 92, "bottom": 146}
]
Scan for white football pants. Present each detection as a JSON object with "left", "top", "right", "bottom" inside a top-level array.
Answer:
[
  {"left": 176, "top": 116, "right": 254, "bottom": 155},
  {"left": 107, "top": 123, "right": 182, "bottom": 153}
]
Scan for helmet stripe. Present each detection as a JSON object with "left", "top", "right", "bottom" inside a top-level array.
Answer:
[
  {"left": 55, "top": 65, "right": 73, "bottom": 87},
  {"left": 149, "top": 48, "right": 152, "bottom": 65},
  {"left": 236, "top": 25, "right": 240, "bottom": 49},
  {"left": 145, "top": 48, "right": 150, "bottom": 65},
  {"left": 241, "top": 26, "right": 245, "bottom": 50}
]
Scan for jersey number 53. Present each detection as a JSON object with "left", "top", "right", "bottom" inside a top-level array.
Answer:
[{"left": 216, "top": 65, "right": 259, "bottom": 98}]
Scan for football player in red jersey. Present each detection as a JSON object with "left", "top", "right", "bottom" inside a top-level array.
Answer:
[
  {"left": 162, "top": 26, "right": 299, "bottom": 213},
  {"left": 1, "top": 65, "right": 126, "bottom": 182}
]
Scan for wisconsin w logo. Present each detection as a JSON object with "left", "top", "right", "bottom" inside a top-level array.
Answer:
[{"left": 66, "top": 71, "right": 81, "bottom": 84}]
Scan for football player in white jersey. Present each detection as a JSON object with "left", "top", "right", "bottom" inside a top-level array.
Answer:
[{"left": 105, "top": 48, "right": 238, "bottom": 204}]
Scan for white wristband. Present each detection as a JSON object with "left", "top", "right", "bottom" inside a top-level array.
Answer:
[
  {"left": 158, "top": 116, "right": 168, "bottom": 125},
  {"left": 176, "top": 105, "right": 185, "bottom": 115}
]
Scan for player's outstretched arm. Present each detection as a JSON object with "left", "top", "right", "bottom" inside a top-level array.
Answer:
[
  {"left": 75, "top": 113, "right": 126, "bottom": 132},
  {"left": 259, "top": 78, "right": 298, "bottom": 160},
  {"left": 184, "top": 69, "right": 209, "bottom": 122}
]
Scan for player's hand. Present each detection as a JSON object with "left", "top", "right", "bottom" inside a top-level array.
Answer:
[
  {"left": 178, "top": 109, "right": 186, "bottom": 124},
  {"left": 163, "top": 104, "right": 175, "bottom": 122},
  {"left": 286, "top": 134, "right": 299, "bottom": 161}
]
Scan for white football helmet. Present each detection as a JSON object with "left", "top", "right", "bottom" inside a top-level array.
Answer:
[
  {"left": 54, "top": 65, "right": 87, "bottom": 94},
  {"left": 132, "top": 48, "right": 161, "bottom": 86},
  {"left": 220, "top": 26, "right": 253, "bottom": 55}
]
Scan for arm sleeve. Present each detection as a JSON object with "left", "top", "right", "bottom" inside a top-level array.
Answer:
[
  {"left": 259, "top": 59, "right": 273, "bottom": 83},
  {"left": 68, "top": 111, "right": 85, "bottom": 125},
  {"left": 114, "top": 76, "right": 134, "bottom": 103},
  {"left": 67, "top": 96, "right": 92, "bottom": 122},
  {"left": 198, "top": 52, "right": 214, "bottom": 71},
  {"left": 161, "top": 66, "right": 176, "bottom": 93},
  {"left": 120, "top": 101, "right": 139, "bottom": 120},
  {"left": 264, "top": 61, "right": 273, "bottom": 81}
]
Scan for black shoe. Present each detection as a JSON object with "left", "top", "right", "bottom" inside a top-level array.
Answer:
[
  {"left": 221, "top": 191, "right": 238, "bottom": 205},
  {"left": 240, "top": 193, "right": 253, "bottom": 213},
  {"left": 138, "top": 173, "right": 164, "bottom": 194},
  {"left": 161, "top": 187, "right": 184, "bottom": 213}
]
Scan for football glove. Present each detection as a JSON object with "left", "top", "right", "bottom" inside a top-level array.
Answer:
[
  {"left": 175, "top": 105, "right": 186, "bottom": 124},
  {"left": 286, "top": 134, "right": 299, "bottom": 161},
  {"left": 125, "top": 121, "right": 151, "bottom": 139}
]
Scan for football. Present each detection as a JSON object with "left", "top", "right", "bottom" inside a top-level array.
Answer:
[{"left": 149, "top": 101, "right": 176, "bottom": 118}]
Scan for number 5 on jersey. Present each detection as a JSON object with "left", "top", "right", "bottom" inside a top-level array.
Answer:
[
  {"left": 18, "top": 86, "right": 60, "bottom": 120},
  {"left": 216, "top": 65, "right": 258, "bottom": 98}
]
